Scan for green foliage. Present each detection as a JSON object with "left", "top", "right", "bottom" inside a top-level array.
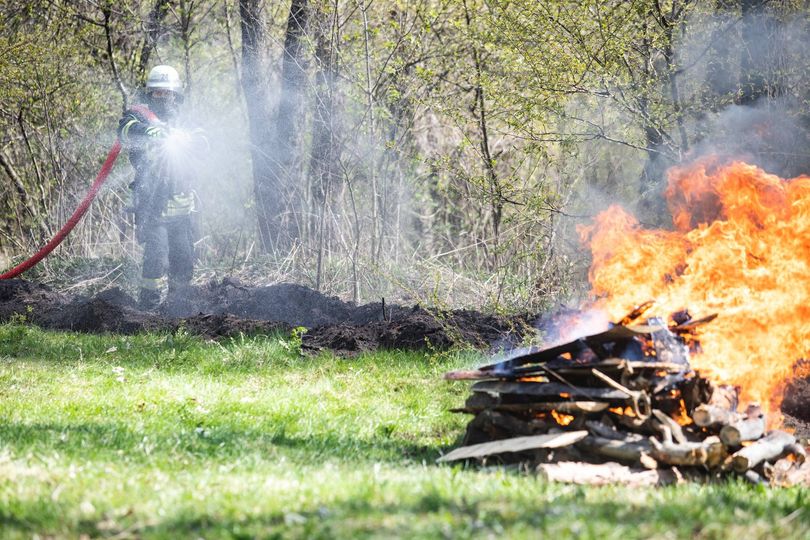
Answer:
[{"left": 4, "top": 0, "right": 810, "bottom": 311}]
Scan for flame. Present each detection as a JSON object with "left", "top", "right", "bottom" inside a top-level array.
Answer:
[
  {"left": 673, "top": 399, "right": 692, "bottom": 426},
  {"left": 519, "top": 376, "right": 547, "bottom": 383},
  {"left": 551, "top": 410, "right": 575, "bottom": 426},
  {"left": 579, "top": 159, "right": 810, "bottom": 418},
  {"left": 608, "top": 406, "right": 637, "bottom": 417}
]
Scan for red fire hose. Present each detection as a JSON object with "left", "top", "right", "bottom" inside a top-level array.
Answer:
[{"left": 0, "top": 140, "right": 122, "bottom": 279}]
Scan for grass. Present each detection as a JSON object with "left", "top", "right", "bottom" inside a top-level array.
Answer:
[{"left": 0, "top": 322, "right": 808, "bottom": 539}]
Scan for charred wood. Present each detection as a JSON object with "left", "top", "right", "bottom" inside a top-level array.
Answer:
[
  {"left": 463, "top": 409, "right": 556, "bottom": 445},
  {"left": 780, "top": 442, "right": 807, "bottom": 464},
  {"left": 578, "top": 435, "right": 654, "bottom": 465},
  {"left": 454, "top": 401, "right": 609, "bottom": 416},
  {"left": 471, "top": 381, "right": 632, "bottom": 402},
  {"left": 585, "top": 420, "right": 646, "bottom": 443}
]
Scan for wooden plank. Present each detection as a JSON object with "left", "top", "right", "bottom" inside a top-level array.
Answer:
[
  {"left": 453, "top": 401, "right": 610, "bottom": 415},
  {"left": 445, "top": 359, "right": 687, "bottom": 381},
  {"left": 436, "top": 430, "right": 588, "bottom": 463},
  {"left": 470, "top": 324, "right": 655, "bottom": 374},
  {"left": 471, "top": 381, "right": 630, "bottom": 401}
]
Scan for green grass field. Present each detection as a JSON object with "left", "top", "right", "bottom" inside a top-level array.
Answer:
[{"left": 0, "top": 322, "right": 808, "bottom": 539}]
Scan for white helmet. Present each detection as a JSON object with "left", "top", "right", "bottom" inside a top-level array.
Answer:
[{"left": 145, "top": 65, "right": 182, "bottom": 95}]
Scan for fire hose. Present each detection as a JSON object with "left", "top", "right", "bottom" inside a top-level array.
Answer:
[{"left": 0, "top": 140, "right": 122, "bottom": 279}]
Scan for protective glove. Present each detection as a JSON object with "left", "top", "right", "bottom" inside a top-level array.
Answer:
[{"left": 145, "top": 125, "right": 168, "bottom": 139}]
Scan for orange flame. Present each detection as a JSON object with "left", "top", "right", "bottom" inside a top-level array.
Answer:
[
  {"left": 579, "top": 159, "right": 810, "bottom": 419},
  {"left": 551, "top": 410, "right": 575, "bottom": 426}
]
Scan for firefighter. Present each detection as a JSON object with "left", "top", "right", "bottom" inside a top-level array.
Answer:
[{"left": 118, "top": 65, "right": 203, "bottom": 310}]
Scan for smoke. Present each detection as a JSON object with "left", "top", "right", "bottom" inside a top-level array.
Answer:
[
  {"left": 534, "top": 307, "right": 611, "bottom": 347},
  {"left": 676, "top": 7, "right": 810, "bottom": 178}
]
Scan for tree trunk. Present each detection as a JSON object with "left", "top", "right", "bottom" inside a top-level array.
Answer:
[
  {"left": 267, "top": 0, "right": 310, "bottom": 250},
  {"left": 238, "top": 0, "right": 277, "bottom": 250},
  {"left": 308, "top": 3, "right": 340, "bottom": 290},
  {"left": 138, "top": 0, "right": 174, "bottom": 84},
  {"left": 738, "top": 0, "right": 778, "bottom": 105}
]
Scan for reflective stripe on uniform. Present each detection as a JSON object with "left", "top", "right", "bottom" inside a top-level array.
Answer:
[
  {"left": 162, "top": 192, "right": 195, "bottom": 218},
  {"left": 120, "top": 118, "right": 139, "bottom": 141},
  {"left": 145, "top": 126, "right": 164, "bottom": 137},
  {"left": 140, "top": 277, "right": 162, "bottom": 290}
]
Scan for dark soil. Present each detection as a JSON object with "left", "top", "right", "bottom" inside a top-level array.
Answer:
[
  {"left": 783, "top": 368, "right": 810, "bottom": 439},
  {"left": 0, "top": 278, "right": 530, "bottom": 351}
]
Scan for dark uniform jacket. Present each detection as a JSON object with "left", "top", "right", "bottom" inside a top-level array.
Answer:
[{"left": 117, "top": 105, "right": 195, "bottom": 232}]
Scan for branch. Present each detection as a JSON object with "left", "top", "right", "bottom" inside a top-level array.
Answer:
[{"left": 102, "top": 7, "right": 129, "bottom": 111}]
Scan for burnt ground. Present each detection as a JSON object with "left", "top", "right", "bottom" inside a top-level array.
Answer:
[
  {"left": 783, "top": 371, "right": 810, "bottom": 438},
  {"left": 0, "top": 278, "right": 532, "bottom": 354},
  {"left": 0, "top": 277, "right": 807, "bottom": 435}
]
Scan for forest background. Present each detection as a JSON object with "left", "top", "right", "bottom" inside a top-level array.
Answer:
[{"left": 0, "top": 0, "right": 806, "bottom": 311}]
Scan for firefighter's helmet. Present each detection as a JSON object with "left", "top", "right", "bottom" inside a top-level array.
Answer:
[{"left": 145, "top": 65, "right": 183, "bottom": 96}]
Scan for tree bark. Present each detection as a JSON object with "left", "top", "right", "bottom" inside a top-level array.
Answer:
[
  {"left": 238, "top": 0, "right": 277, "bottom": 251},
  {"left": 738, "top": 0, "right": 772, "bottom": 105},
  {"left": 308, "top": 2, "right": 339, "bottom": 289},
  {"left": 267, "top": 0, "right": 310, "bottom": 250},
  {"left": 138, "top": 0, "right": 174, "bottom": 84}
]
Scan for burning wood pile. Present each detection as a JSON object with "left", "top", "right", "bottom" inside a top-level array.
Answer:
[{"left": 441, "top": 303, "right": 810, "bottom": 486}]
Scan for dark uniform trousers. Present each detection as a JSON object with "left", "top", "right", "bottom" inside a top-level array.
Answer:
[{"left": 141, "top": 215, "right": 195, "bottom": 299}]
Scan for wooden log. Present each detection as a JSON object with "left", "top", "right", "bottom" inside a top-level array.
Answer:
[
  {"left": 578, "top": 435, "right": 652, "bottom": 464},
  {"left": 708, "top": 383, "right": 739, "bottom": 409},
  {"left": 692, "top": 405, "right": 742, "bottom": 429},
  {"left": 652, "top": 410, "right": 687, "bottom": 444},
  {"left": 730, "top": 430, "right": 796, "bottom": 473},
  {"left": 472, "top": 324, "right": 654, "bottom": 374},
  {"left": 743, "top": 469, "right": 766, "bottom": 485},
  {"left": 447, "top": 359, "right": 687, "bottom": 382},
  {"left": 471, "top": 381, "right": 631, "bottom": 402},
  {"left": 720, "top": 415, "right": 765, "bottom": 447},
  {"left": 591, "top": 368, "right": 652, "bottom": 420},
  {"left": 692, "top": 383, "right": 739, "bottom": 428},
  {"left": 704, "top": 436, "right": 728, "bottom": 469},
  {"left": 437, "top": 430, "right": 589, "bottom": 462},
  {"left": 536, "top": 460, "right": 678, "bottom": 486},
  {"left": 767, "top": 459, "right": 810, "bottom": 487},
  {"left": 465, "top": 392, "right": 500, "bottom": 409},
  {"left": 649, "top": 438, "right": 708, "bottom": 466},
  {"left": 585, "top": 420, "right": 646, "bottom": 443},
  {"left": 781, "top": 442, "right": 807, "bottom": 464}
]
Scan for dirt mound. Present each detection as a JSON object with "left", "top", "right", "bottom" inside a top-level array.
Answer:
[
  {"left": 300, "top": 307, "right": 529, "bottom": 356},
  {"left": 158, "top": 278, "right": 357, "bottom": 327},
  {"left": 0, "top": 278, "right": 529, "bottom": 352}
]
